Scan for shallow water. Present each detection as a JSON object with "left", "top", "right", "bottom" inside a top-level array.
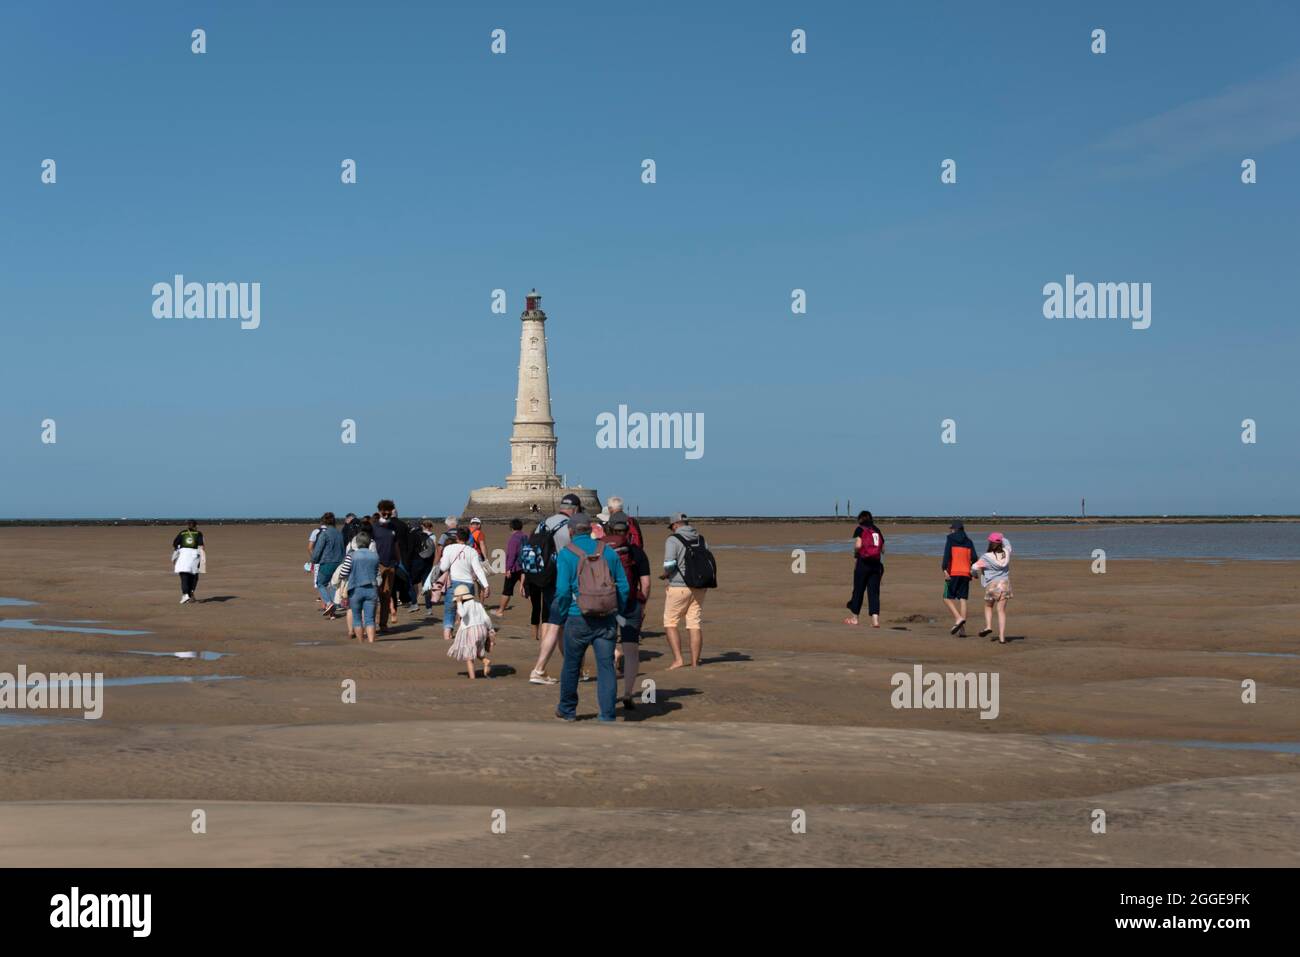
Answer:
[
  {"left": 1050, "top": 734, "right": 1300, "bottom": 754},
  {"left": 0, "top": 597, "right": 37, "bottom": 607},
  {"left": 1208, "top": 651, "right": 1300, "bottom": 659},
  {"left": 0, "top": 619, "right": 150, "bottom": 636},
  {"left": 20, "top": 675, "right": 242, "bottom": 688},
  {"left": 0, "top": 713, "right": 68, "bottom": 727},
  {"left": 123, "top": 650, "right": 232, "bottom": 661},
  {"left": 719, "top": 522, "right": 1300, "bottom": 561}
]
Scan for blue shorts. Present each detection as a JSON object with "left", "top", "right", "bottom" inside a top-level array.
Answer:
[{"left": 351, "top": 586, "right": 378, "bottom": 628}]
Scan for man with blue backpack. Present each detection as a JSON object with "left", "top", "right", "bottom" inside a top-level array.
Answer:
[{"left": 549, "top": 513, "right": 629, "bottom": 722}]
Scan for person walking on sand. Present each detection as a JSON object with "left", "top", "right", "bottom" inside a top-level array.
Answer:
[
  {"left": 467, "top": 517, "right": 487, "bottom": 557},
  {"left": 438, "top": 527, "right": 491, "bottom": 641},
  {"left": 338, "top": 531, "right": 381, "bottom": 643},
  {"left": 844, "top": 510, "right": 884, "bottom": 628},
  {"left": 310, "top": 512, "right": 346, "bottom": 619},
  {"left": 662, "top": 512, "right": 716, "bottom": 669},
  {"left": 972, "top": 533, "right": 1013, "bottom": 644},
  {"left": 407, "top": 518, "right": 437, "bottom": 618},
  {"left": 493, "top": 518, "right": 528, "bottom": 618},
  {"left": 448, "top": 584, "right": 496, "bottom": 679},
  {"left": 307, "top": 518, "right": 329, "bottom": 610},
  {"left": 172, "top": 520, "right": 206, "bottom": 604},
  {"left": 941, "top": 519, "right": 979, "bottom": 637},
  {"left": 526, "top": 493, "right": 583, "bottom": 685},
  {"left": 371, "top": 507, "right": 403, "bottom": 630},
  {"left": 551, "top": 513, "right": 629, "bottom": 722},
  {"left": 606, "top": 517, "right": 651, "bottom": 710},
  {"left": 380, "top": 501, "right": 413, "bottom": 609}
]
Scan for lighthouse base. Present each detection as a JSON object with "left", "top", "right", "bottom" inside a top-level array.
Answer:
[{"left": 462, "top": 486, "right": 602, "bottom": 522}]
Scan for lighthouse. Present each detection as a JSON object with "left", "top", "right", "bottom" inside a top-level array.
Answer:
[
  {"left": 505, "top": 289, "right": 560, "bottom": 490},
  {"left": 463, "top": 289, "right": 601, "bottom": 518}
]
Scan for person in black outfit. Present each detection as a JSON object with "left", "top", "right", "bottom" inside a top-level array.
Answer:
[
  {"left": 845, "top": 510, "right": 884, "bottom": 628},
  {"left": 383, "top": 502, "right": 412, "bottom": 606}
]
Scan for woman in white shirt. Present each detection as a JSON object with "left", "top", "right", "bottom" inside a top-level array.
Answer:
[{"left": 438, "top": 527, "right": 491, "bottom": 640}]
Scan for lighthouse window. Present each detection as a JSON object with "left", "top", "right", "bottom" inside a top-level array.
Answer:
[
  {"left": 529, "top": 365, "right": 539, "bottom": 378},
  {"left": 530, "top": 398, "right": 539, "bottom": 412}
]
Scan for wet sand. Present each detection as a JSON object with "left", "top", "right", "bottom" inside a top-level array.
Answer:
[{"left": 0, "top": 522, "right": 1297, "bottom": 866}]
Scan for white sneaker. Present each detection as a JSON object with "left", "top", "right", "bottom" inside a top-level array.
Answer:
[
  {"left": 179, "top": 595, "right": 191, "bottom": 604},
  {"left": 529, "top": 670, "right": 558, "bottom": 686}
]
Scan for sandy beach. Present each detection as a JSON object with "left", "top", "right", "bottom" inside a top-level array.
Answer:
[{"left": 1, "top": 522, "right": 1297, "bottom": 866}]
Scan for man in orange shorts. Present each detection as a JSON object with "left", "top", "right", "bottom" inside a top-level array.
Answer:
[{"left": 661, "top": 512, "right": 709, "bottom": 669}]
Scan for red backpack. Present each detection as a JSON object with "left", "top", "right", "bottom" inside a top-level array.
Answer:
[
  {"left": 857, "top": 526, "right": 884, "bottom": 560},
  {"left": 603, "top": 531, "right": 643, "bottom": 603}
]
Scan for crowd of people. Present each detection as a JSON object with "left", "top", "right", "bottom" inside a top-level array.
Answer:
[
  {"left": 843, "top": 512, "right": 1015, "bottom": 644},
  {"left": 295, "top": 494, "right": 718, "bottom": 720},
  {"left": 169, "top": 503, "right": 1020, "bottom": 722}
]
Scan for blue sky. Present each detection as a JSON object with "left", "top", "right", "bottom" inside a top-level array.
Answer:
[{"left": 2, "top": 1, "right": 1298, "bottom": 518}]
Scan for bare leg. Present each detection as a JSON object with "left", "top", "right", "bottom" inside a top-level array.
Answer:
[
  {"left": 943, "top": 597, "right": 961, "bottom": 623},
  {"left": 466, "top": 659, "right": 476, "bottom": 679},
  {"left": 365, "top": 625, "right": 377, "bottom": 644},
  {"left": 533, "top": 623, "right": 561, "bottom": 676},
  {"left": 665, "top": 626, "right": 685, "bottom": 669},
  {"left": 688, "top": 628, "right": 703, "bottom": 667},
  {"left": 996, "top": 599, "right": 1007, "bottom": 643}
]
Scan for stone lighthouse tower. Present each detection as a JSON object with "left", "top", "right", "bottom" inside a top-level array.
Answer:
[
  {"left": 463, "top": 289, "right": 600, "bottom": 519},
  {"left": 506, "top": 289, "right": 560, "bottom": 490}
]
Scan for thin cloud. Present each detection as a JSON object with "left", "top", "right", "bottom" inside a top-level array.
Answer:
[{"left": 1086, "top": 61, "right": 1300, "bottom": 178}]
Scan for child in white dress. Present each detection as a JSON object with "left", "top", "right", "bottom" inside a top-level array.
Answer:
[{"left": 448, "top": 584, "right": 496, "bottom": 679}]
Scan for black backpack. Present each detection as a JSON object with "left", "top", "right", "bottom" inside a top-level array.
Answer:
[
  {"left": 672, "top": 533, "right": 718, "bottom": 589},
  {"left": 521, "top": 518, "right": 567, "bottom": 588}
]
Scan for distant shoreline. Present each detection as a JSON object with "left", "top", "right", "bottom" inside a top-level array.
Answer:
[{"left": 1, "top": 515, "right": 1297, "bottom": 528}]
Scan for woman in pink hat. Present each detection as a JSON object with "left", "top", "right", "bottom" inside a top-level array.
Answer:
[{"left": 971, "top": 533, "right": 1013, "bottom": 643}]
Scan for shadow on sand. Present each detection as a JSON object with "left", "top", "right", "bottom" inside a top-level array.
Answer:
[
  {"left": 698, "top": 651, "right": 752, "bottom": 665},
  {"left": 619, "top": 686, "right": 700, "bottom": 722}
]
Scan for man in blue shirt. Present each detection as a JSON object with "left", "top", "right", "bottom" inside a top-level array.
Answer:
[{"left": 550, "top": 514, "right": 629, "bottom": 722}]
